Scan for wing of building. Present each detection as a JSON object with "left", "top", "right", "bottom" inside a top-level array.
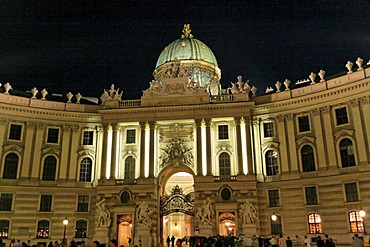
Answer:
[{"left": 0, "top": 25, "right": 369, "bottom": 247}]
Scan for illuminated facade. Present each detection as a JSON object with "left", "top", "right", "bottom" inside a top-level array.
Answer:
[{"left": 0, "top": 26, "right": 370, "bottom": 246}]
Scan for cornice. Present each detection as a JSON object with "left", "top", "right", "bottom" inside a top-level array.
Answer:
[
  {"left": 99, "top": 102, "right": 254, "bottom": 122},
  {"left": 0, "top": 104, "right": 102, "bottom": 122},
  {"left": 252, "top": 79, "right": 370, "bottom": 115}
]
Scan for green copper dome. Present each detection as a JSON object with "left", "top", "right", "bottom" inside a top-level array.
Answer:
[
  {"left": 155, "top": 32, "right": 218, "bottom": 68},
  {"left": 153, "top": 24, "right": 221, "bottom": 92}
]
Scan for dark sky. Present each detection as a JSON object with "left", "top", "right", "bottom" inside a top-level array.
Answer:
[{"left": 1, "top": 1, "right": 370, "bottom": 100}]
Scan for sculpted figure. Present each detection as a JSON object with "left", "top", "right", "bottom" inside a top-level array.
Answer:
[
  {"left": 239, "top": 200, "right": 259, "bottom": 226},
  {"left": 136, "top": 202, "right": 154, "bottom": 227},
  {"left": 197, "top": 198, "right": 214, "bottom": 226},
  {"left": 95, "top": 199, "right": 111, "bottom": 228}
]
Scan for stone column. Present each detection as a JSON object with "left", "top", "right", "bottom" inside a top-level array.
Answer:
[
  {"left": 100, "top": 124, "right": 109, "bottom": 179},
  {"left": 252, "top": 119, "right": 263, "bottom": 178},
  {"left": 95, "top": 126, "right": 103, "bottom": 180},
  {"left": 321, "top": 106, "right": 337, "bottom": 168},
  {"left": 148, "top": 121, "right": 156, "bottom": 178},
  {"left": 195, "top": 119, "right": 203, "bottom": 176},
  {"left": 31, "top": 122, "right": 45, "bottom": 179},
  {"left": 21, "top": 121, "right": 36, "bottom": 178},
  {"left": 311, "top": 108, "right": 327, "bottom": 170},
  {"left": 235, "top": 117, "right": 244, "bottom": 175},
  {"left": 139, "top": 122, "right": 146, "bottom": 178},
  {"left": 276, "top": 115, "right": 289, "bottom": 173},
  {"left": 360, "top": 97, "right": 370, "bottom": 156},
  {"left": 285, "top": 114, "right": 299, "bottom": 172},
  {"left": 0, "top": 119, "right": 6, "bottom": 164},
  {"left": 205, "top": 118, "right": 213, "bottom": 176},
  {"left": 68, "top": 125, "right": 80, "bottom": 180},
  {"left": 59, "top": 125, "right": 71, "bottom": 180},
  {"left": 110, "top": 123, "right": 120, "bottom": 179},
  {"left": 349, "top": 99, "right": 368, "bottom": 165},
  {"left": 244, "top": 117, "right": 254, "bottom": 175}
]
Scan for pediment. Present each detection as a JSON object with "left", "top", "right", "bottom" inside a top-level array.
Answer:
[
  {"left": 333, "top": 129, "right": 355, "bottom": 139},
  {"left": 2, "top": 144, "right": 24, "bottom": 154},
  {"left": 78, "top": 149, "right": 95, "bottom": 157},
  {"left": 41, "top": 147, "right": 61, "bottom": 155},
  {"left": 296, "top": 136, "right": 316, "bottom": 146},
  {"left": 261, "top": 141, "right": 279, "bottom": 150}
]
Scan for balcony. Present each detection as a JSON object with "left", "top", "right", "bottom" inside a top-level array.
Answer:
[{"left": 213, "top": 175, "right": 237, "bottom": 182}]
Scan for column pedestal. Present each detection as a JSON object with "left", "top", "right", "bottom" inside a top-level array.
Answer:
[
  {"left": 94, "top": 227, "right": 110, "bottom": 245},
  {"left": 198, "top": 225, "right": 213, "bottom": 237},
  {"left": 240, "top": 224, "right": 258, "bottom": 237},
  {"left": 135, "top": 227, "right": 152, "bottom": 247}
]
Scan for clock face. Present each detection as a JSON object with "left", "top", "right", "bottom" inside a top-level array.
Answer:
[
  {"left": 221, "top": 187, "right": 231, "bottom": 201},
  {"left": 120, "top": 191, "right": 131, "bottom": 204}
]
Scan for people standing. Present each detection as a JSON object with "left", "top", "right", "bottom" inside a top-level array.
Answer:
[
  {"left": 352, "top": 234, "right": 364, "bottom": 247},
  {"left": 166, "top": 237, "right": 171, "bottom": 247},
  {"left": 109, "top": 240, "right": 118, "bottom": 247},
  {"left": 316, "top": 236, "right": 325, "bottom": 247},
  {"left": 91, "top": 241, "right": 100, "bottom": 247},
  {"left": 171, "top": 236, "right": 175, "bottom": 247},
  {"left": 286, "top": 237, "right": 293, "bottom": 247}
]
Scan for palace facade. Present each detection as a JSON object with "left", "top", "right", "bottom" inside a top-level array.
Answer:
[{"left": 1, "top": 25, "right": 370, "bottom": 246}]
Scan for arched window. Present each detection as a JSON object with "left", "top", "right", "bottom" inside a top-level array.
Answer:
[
  {"left": 36, "top": 220, "right": 49, "bottom": 239},
  {"left": 75, "top": 220, "right": 87, "bottom": 238},
  {"left": 308, "top": 213, "right": 322, "bottom": 234},
  {"left": 340, "top": 139, "right": 355, "bottom": 167},
  {"left": 3, "top": 153, "right": 19, "bottom": 179},
  {"left": 42, "top": 156, "right": 57, "bottom": 181},
  {"left": 0, "top": 219, "right": 10, "bottom": 239},
  {"left": 124, "top": 156, "right": 135, "bottom": 180},
  {"left": 271, "top": 215, "right": 282, "bottom": 235},
  {"left": 219, "top": 152, "right": 231, "bottom": 176},
  {"left": 79, "top": 157, "right": 92, "bottom": 182},
  {"left": 301, "top": 145, "right": 316, "bottom": 172},
  {"left": 265, "top": 150, "right": 278, "bottom": 176},
  {"left": 348, "top": 211, "right": 364, "bottom": 233}
]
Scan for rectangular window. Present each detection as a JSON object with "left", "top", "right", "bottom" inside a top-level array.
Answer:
[
  {"left": 345, "top": 182, "right": 359, "bottom": 202},
  {"left": 263, "top": 122, "right": 274, "bottom": 138},
  {"left": 218, "top": 125, "right": 229, "bottom": 140},
  {"left": 82, "top": 130, "right": 94, "bottom": 145},
  {"left": 268, "top": 189, "right": 280, "bottom": 207},
  {"left": 305, "top": 186, "right": 318, "bottom": 205},
  {"left": 46, "top": 128, "right": 59, "bottom": 144},
  {"left": 298, "top": 115, "right": 310, "bottom": 132},
  {"left": 126, "top": 129, "right": 136, "bottom": 144},
  {"left": 0, "top": 220, "right": 9, "bottom": 239},
  {"left": 0, "top": 194, "right": 13, "bottom": 211},
  {"left": 77, "top": 195, "right": 89, "bottom": 212},
  {"left": 8, "top": 124, "right": 22, "bottom": 140},
  {"left": 39, "top": 195, "right": 52, "bottom": 212},
  {"left": 335, "top": 107, "right": 349, "bottom": 125}
]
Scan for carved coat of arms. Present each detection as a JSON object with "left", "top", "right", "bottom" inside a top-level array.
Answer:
[{"left": 159, "top": 139, "right": 193, "bottom": 167}]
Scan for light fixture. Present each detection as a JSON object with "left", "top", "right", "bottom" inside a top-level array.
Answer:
[
  {"left": 62, "top": 217, "right": 68, "bottom": 244},
  {"left": 271, "top": 213, "right": 277, "bottom": 221},
  {"left": 359, "top": 208, "right": 366, "bottom": 218},
  {"left": 225, "top": 222, "right": 230, "bottom": 226}
]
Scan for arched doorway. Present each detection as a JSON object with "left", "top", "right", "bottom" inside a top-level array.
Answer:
[{"left": 160, "top": 172, "right": 194, "bottom": 245}]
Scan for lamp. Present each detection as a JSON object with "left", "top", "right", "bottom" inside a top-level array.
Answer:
[
  {"left": 271, "top": 213, "right": 277, "bottom": 221},
  {"left": 63, "top": 217, "right": 68, "bottom": 244},
  {"left": 359, "top": 208, "right": 366, "bottom": 235}
]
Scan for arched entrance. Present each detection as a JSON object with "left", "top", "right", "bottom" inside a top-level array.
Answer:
[{"left": 160, "top": 172, "right": 194, "bottom": 245}]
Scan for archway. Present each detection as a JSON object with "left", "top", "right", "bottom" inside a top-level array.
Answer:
[{"left": 160, "top": 172, "right": 194, "bottom": 246}]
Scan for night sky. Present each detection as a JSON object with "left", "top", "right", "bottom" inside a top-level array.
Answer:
[{"left": 1, "top": 1, "right": 370, "bottom": 100}]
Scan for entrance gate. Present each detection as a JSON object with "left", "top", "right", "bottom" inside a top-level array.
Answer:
[{"left": 160, "top": 185, "right": 194, "bottom": 243}]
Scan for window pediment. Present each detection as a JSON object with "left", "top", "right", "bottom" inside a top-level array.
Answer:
[
  {"left": 261, "top": 141, "right": 279, "bottom": 150},
  {"left": 2, "top": 144, "right": 24, "bottom": 154},
  {"left": 296, "top": 136, "right": 316, "bottom": 146},
  {"left": 41, "top": 147, "right": 60, "bottom": 156},
  {"left": 333, "top": 129, "right": 355, "bottom": 139}
]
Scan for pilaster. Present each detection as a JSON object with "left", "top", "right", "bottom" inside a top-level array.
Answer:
[
  {"left": 321, "top": 106, "right": 337, "bottom": 168},
  {"left": 311, "top": 108, "right": 327, "bottom": 170},
  {"left": 148, "top": 121, "right": 156, "bottom": 178},
  {"left": 285, "top": 114, "right": 299, "bottom": 172},
  {"left": 235, "top": 117, "right": 244, "bottom": 175},
  {"left": 59, "top": 124, "right": 71, "bottom": 180},
  {"left": 21, "top": 121, "right": 36, "bottom": 178},
  {"left": 205, "top": 118, "right": 212, "bottom": 176},
  {"left": 139, "top": 122, "right": 146, "bottom": 178},
  {"left": 68, "top": 125, "right": 80, "bottom": 180},
  {"left": 195, "top": 119, "right": 203, "bottom": 176},
  {"left": 110, "top": 123, "right": 120, "bottom": 179},
  {"left": 276, "top": 115, "right": 289, "bottom": 173},
  {"left": 31, "top": 122, "right": 45, "bottom": 179},
  {"left": 349, "top": 99, "right": 368, "bottom": 165}
]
